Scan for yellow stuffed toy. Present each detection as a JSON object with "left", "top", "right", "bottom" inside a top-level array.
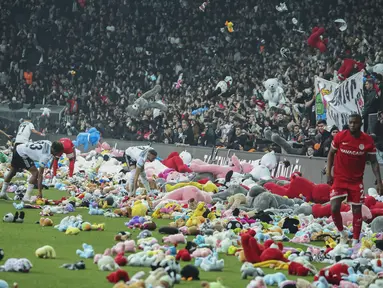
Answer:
[
  {"left": 185, "top": 216, "right": 205, "bottom": 227},
  {"left": 35, "top": 245, "right": 56, "bottom": 259},
  {"left": 132, "top": 200, "right": 148, "bottom": 217},
  {"left": 225, "top": 21, "right": 234, "bottom": 33},
  {"left": 202, "top": 182, "right": 218, "bottom": 193},
  {"left": 65, "top": 227, "right": 80, "bottom": 235},
  {"left": 152, "top": 208, "right": 162, "bottom": 219},
  {"left": 192, "top": 202, "right": 206, "bottom": 218}
]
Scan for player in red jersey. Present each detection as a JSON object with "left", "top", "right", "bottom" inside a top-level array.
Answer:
[
  {"left": 52, "top": 138, "right": 76, "bottom": 177},
  {"left": 327, "top": 114, "right": 383, "bottom": 246}
]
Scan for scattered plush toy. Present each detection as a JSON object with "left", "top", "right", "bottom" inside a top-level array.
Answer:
[
  {"left": 3, "top": 211, "right": 25, "bottom": 223},
  {"left": 107, "top": 269, "right": 130, "bottom": 283},
  {"left": 35, "top": 245, "right": 56, "bottom": 259},
  {"left": 0, "top": 249, "right": 4, "bottom": 261},
  {"left": 76, "top": 243, "right": 94, "bottom": 259},
  {"left": 240, "top": 262, "right": 264, "bottom": 279},
  {"left": 180, "top": 264, "right": 200, "bottom": 281},
  {"left": 0, "top": 258, "right": 33, "bottom": 272},
  {"left": 115, "top": 231, "right": 132, "bottom": 241},
  {"left": 97, "top": 255, "right": 119, "bottom": 271},
  {"left": 39, "top": 217, "right": 53, "bottom": 226},
  {"left": 201, "top": 278, "right": 227, "bottom": 288},
  {"left": 60, "top": 260, "right": 86, "bottom": 270}
]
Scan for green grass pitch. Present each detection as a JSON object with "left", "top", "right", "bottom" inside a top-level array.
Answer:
[{"left": 0, "top": 189, "right": 327, "bottom": 288}]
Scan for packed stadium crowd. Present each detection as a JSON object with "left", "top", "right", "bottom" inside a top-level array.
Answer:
[{"left": 0, "top": 0, "right": 383, "bottom": 158}]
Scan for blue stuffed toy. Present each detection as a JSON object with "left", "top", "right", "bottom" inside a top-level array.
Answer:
[
  {"left": 74, "top": 127, "right": 101, "bottom": 152},
  {"left": 76, "top": 243, "right": 94, "bottom": 259}
]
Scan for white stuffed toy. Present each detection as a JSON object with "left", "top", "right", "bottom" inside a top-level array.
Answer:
[
  {"left": 366, "top": 63, "right": 383, "bottom": 76},
  {"left": 97, "top": 255, "right": 119, "bottom": 271},
  {"left": 0, "top": 258, "right": 33, "bottom": 272},
  {"left": 40, "top": 107, "right": 51, "bottom": 117},
  {"left": 208, "top": 76, "right": 233, "bottom": 99},
  {"left": 263, "top": 78, "right": 289, "bottom": 113}
]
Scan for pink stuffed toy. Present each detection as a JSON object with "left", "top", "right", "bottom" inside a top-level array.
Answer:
[
  {"left": 111, "top": 242, "right": 125, "bottom": 255},
  {"left": 161, "top": 152, "right": 192, "bottom": 173},
  {"left": 153, "top": 186, "right": 212, "bottom": 208},
  {"left": 190, "top": 155, "right": 253, "bottom": 179},
  {"left": 307, "top": 27, "right": 328, "bottom": 53},
  {"left": 158, "top": 168, "right": 175, "bottom": 180},
  {"left": 123, "top": 240, "right": 136, "bottom": 253},
  {"left": 191, "top": 248, "right": 212, "bottom": 258},
  {"left": 327, "top": 205, "right": 372, "bottom": 226},
  {"left": 93, "top": 248, "right": 112, "bottom": 264},
  {"left": 163, "top": 233, "right": 186, "bottom": 244},
  {"left": 165, "top": 171, "right": 190, "bottom": 183}
]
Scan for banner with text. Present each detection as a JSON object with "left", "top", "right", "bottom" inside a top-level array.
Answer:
[
  {"left": 324, "top": 72, "right": 364, "bottom": 130},
  {"left": 314, "top": 76, "right": 338, "bottom": 121}
]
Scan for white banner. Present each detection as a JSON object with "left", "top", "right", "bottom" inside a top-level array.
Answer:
[
  {"left": 314, "top": 76, "right": 338, "bottom": 121},
  {"left": 324, "top": 72, "right": 364, "bottom": 130}
]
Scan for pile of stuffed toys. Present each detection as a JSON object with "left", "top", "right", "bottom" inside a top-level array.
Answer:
[{"left": 3, "top": 146, "right": 383, "bottom": 287}]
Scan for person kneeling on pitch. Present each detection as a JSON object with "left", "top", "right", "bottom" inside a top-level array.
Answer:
[{"left": 0, "top": 140, "right": 64, "bottom": 201}]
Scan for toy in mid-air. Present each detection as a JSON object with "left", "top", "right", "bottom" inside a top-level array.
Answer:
[{"left": 126, "top": 85, "right": 167, "bottom": 119}]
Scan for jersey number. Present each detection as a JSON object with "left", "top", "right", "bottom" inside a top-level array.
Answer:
[
  {"left": 28, "top": 141, "right": 50, "bottom": 154},
  {"left": 17, "top": 125, "right": 26, "bottom": 136}
]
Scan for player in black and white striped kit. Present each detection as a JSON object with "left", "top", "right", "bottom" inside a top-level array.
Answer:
[
  {"left": 15, "top": 118, "right": 45, "bottom": 146},
  {"left": 0, "top": 140, "right": 64, "bottom": 201}
]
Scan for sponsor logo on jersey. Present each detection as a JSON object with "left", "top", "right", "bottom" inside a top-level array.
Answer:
[{"left": 340, "top": 148, "right": 365, "bottom": 156}]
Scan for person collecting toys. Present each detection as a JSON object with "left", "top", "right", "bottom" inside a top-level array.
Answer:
[{"left": 51, "top": 138, "right": 76, "bottom": 178}]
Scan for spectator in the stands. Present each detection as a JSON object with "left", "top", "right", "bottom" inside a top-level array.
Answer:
[
  {"left": 363, "top": 79, "right": 380, "bottom": 133},
  {"left": 318, "top": 125, "right": 339, "bottom": 158},
  {"left": 180, "top": 120, "right": 195, "bottom": 145},
  {"left": 313, "top": 119, "right": 331, "bottom": 157}
]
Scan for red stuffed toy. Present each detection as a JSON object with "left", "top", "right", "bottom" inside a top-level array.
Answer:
[
  {"left": 162, "top": 152, "right": 192, "bottom": 173},
  {"left": 307, "top": 27, "right": 328, "bottom": 53},
  {"left": 241, "top": 231, "right": 287, "bottom": 263},
  {"left": 312, "top": 203, "right": 350, "bottom": 218},
  {"left": 175, "top": 249, "right": 192, "bottom": 261},
  {"left": 264, "top": 174, "right": 331, "bottom": 203},
  {"left": 337, "top": 58, "right": 365, "bottom": 81},
  {"left": 364, "top": 196, "right": 383, "bottom": 219},
  {"left": 114, "top": 253, "right": 127, "bottom": 266},
  {"left": 106, "top": 269, "right": 130, "bottom": 283},
  {"left": 288, "top": 261, "right": 310, "bottom": 276},
  {"left": 314, "top": 263, "right": 349, "bottom": 285}
]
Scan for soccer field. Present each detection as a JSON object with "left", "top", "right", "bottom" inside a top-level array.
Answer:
[{"left": 0, "top": 189, "right": 326, "bottom": 288}]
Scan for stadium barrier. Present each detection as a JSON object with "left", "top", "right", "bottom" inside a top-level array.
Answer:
[{"left": 22, "top": 134, "right": 379, "bottom": 187}]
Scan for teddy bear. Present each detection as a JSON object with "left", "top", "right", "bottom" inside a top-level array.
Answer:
[
  {"left": 307, "top": 27, "right": 328, "bottom": 53},
  {"left": 263, "top": 78, "right": 289, "bottom": 113},
  {"left": 126, "top": 85, "right": 167, "bottom": 119},
  {"left": 35, "top": 245, "right": 56, "bottom": 259}
]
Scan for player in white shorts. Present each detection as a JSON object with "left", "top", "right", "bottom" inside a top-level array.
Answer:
[
  {"left": 15, "top": 118, "right": 45, "bottom": 145},
  {"left": 0, "top": 140, "right": 64, "bottom": 201},
  {"left": 131, "top": 148, "right": 157, "bottom": 196}
]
